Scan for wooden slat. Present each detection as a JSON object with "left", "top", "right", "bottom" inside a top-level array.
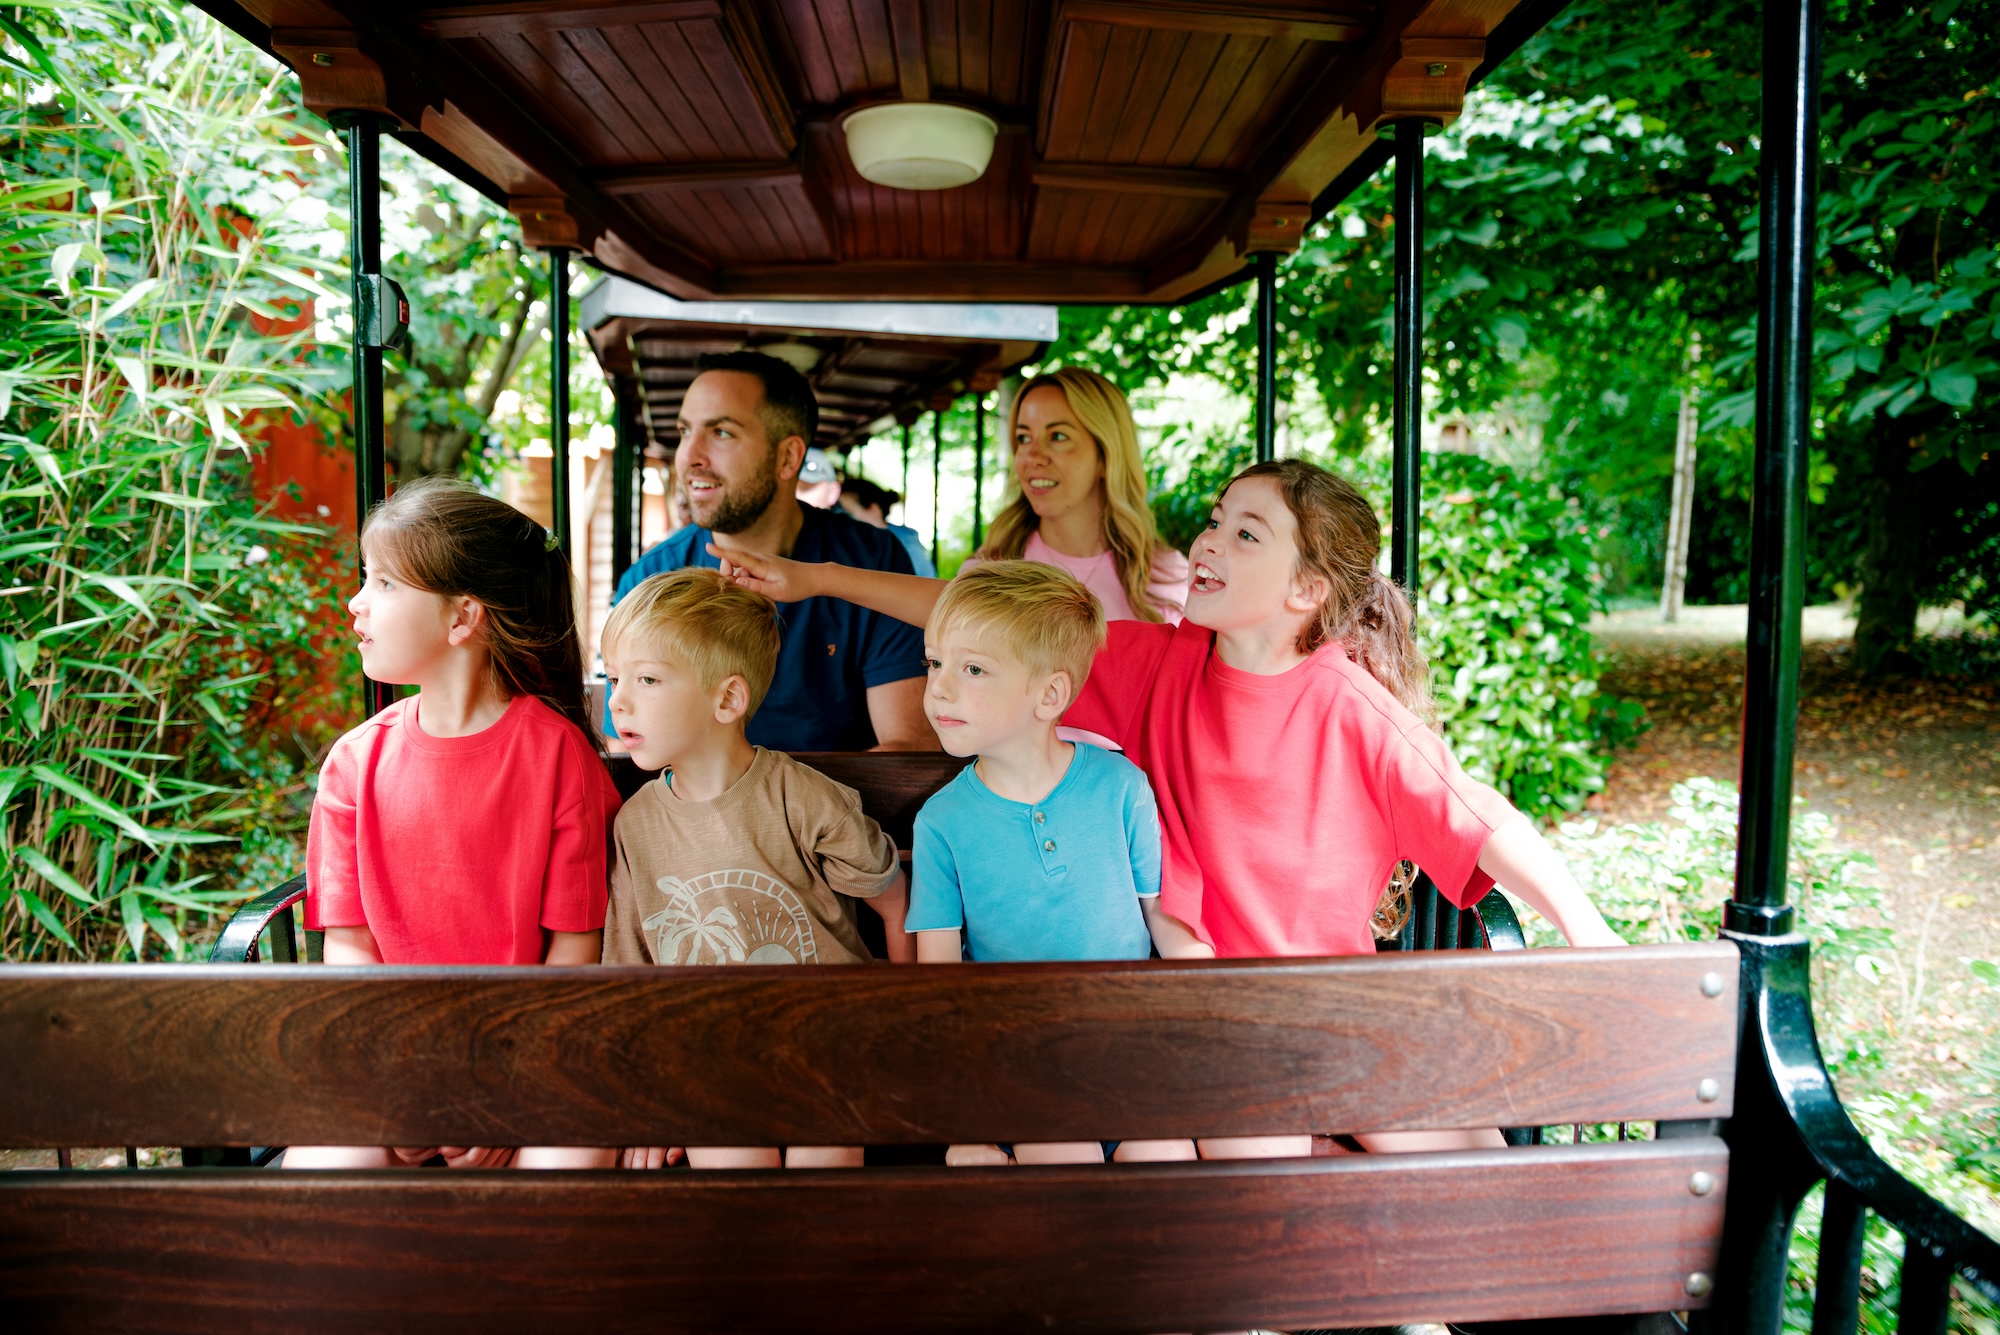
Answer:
[
  {"left": 417, "top": 0, "right": 720, "bottom": 40},
  {"left": 607, "top": 751, "right": 970, "bottom": 844},
  {"left": 0, "top": 1141, "right": 1727, "bottom": 1333},
  {"left": 0, "top": 945, "right": 1738, "bottom": 1148}
]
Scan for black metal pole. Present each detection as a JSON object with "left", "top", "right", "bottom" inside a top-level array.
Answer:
[
  {"left": 1254, "top": 250, "right": 1277, "bottom": 463},
  {"left": 345, "top": 115, "right": 394, "bottom": 720},
  {"left": 611, "top": 378, "right": 637, "bottom": 587},
  {"left": 972, "top": 393, "right": 986, "bottom": 550},
  {"left": 1389, "top": 120, "right": 1428, "bottom": 591},
  {"left": 549, "top": 248, "right": 572, "bottom": 561},
  {"left": 1728, "top": 0, "right": 1821, "bottom": 938},
  {"left": 931, "top": 409, "right": 944, "bottom": 569}
]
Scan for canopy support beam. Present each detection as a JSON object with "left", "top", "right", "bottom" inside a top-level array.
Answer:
[
  {"left": 931, "top": 411, "right": 944, "bottom": 570},
  {"left": 611, "top": 375, "right": 638, "bottom": 587},
  {"left": 1388, "top": 120, "right": 1429, "bottom": 592},
  {"left": 1728, "top": 0, "right": 1821, "bottom": 939},
  {"left": 1254, "top": 251, "right": 1277, "bottom": 463},
  {"left": 972, "top": 393, "right": 986, "bottom": 550},
  {"left": 549, "top": 248, "right": 572, "bottom": 561},
  {"left": 343, "top": 114, "right": 394, "bottom": 720}
]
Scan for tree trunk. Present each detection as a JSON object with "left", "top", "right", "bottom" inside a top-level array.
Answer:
[
  {"left": 1852, "top": 409, "right": 1937, "bottom": 675},
  {"left": 1660, "top": 384, "right": 1699, "bottom": 622}
]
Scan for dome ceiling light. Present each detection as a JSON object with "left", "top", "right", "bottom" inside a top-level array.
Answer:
[{"left": 842, "top": 103, "right": 997, "bottom": 191}]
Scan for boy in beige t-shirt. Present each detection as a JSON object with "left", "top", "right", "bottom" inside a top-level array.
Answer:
[{"left": 600, "top": 568, "right": 911, "bottom": 1171}]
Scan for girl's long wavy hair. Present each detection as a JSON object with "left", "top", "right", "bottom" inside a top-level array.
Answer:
[
  {"left": 979, "top": 367, "right": 1172, "bottom": 623},
  {"left": 360, "top": 476, "right": 600, "bottom": 752},
  {"left": 1220, "top": 460, "right": 1432, "bottom": 940}
]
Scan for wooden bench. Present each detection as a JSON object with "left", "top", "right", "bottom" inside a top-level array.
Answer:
[
  {"left": 0, "top": 942, "right": 1737, "bottom": 1331},
  {"left": 206, "top": 751, "right": 1526, "bottom": 967}
]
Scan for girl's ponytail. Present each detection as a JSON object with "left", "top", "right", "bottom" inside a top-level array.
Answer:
[
  {"left": 1221, "top": 459, "right": 1433, "bottom": 719},
  {"left": 362, "top": 477, "right": 602, "bottom": 753}
]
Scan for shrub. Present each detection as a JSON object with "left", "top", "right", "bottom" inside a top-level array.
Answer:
[
  {"left": 1530, "top": 778, "right": 1998, "bottom": 1334},
  {"left": 1416, "top": 452, "right": 1635, "bottom": 820},
  {"left": 0, "top": 3, "right": 348, "bottom": 959}
]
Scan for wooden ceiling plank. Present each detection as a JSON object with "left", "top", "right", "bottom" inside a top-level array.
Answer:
[
  {"left": 1060, "top": 0, "right": 1371, "bottom": 43},
  {"left": 477, "top": 30, "right": 622, "bottom": 164},
  {"left": 768, "top": 0, "right": 841, "bottom": 103},
  {"left": 520, "top": 27, "right": 660, "bottom": 165},
  {"left": 711, "top": 1, "right": 801, "bottom": 157},
  {"left": 596, "top": 162, "right": 799, "bottom": 191},
  {"left": 1133, "top": 27, "right": 1223, "bottom": 164},
  {"left": 953, "top": 0, "right": 991, "bottom": 101},
  {"left": 1037, "top": 18, "right": 1106, "bottom": 162},
  {"left": 927, "top": 0, "right": 960, "bottom": 94},
  {"left": 566, "top": 26, "right": 707, "bottom": 162},
  {"left": 1028, "top": 160, "right": 1230, "bottom": 198},
  {"left": 715, "top": 260, "right": 1148, "bottom": 301},
  {"left": 1068, "top": 182, "right": 1126, "bottom": 264},
  {"left": 1077, "top": 22, "right": 1148, "bottom": 162},
  {"left": 1104, "top": 25, "right": 1185, "bottom": 163},
  {"left": 1201, "top": 34, "right": 1315, "bottom": 170},
  {"left": 416, "top": 0, "right": 722, "bottom": 40},
  {"left": 1165, "top": 32, "right": 1266, "bottom": 167},
  {"left": 846, "top": 0, "right": 901, "bottom": 92},
  {"left": 987, "top": 0, "right": 1031, "bottom": 105},
  {"left": 1024, "top": 180, "right": 1075, "bottom": 262},
  {"left": 772, "top": 180, "right": 836, "bottom": 258},
  {"left": 639, "top": 20, "right": 744, "bottom": 159},
  {"left": 888, "top": 0, "right": 930, "bottom": 101}
]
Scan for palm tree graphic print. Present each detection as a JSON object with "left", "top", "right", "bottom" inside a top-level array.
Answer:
[{"left": 642, "top": 870, "right": 820, "bottom": 964}]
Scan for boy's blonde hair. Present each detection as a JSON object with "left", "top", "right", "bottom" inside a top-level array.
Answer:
[
  {"left": 928, "top": 560, "right": 1106, "bottom": 691},
  {"left": 602, "top": 568, "right": 782, "bottom": 715}
]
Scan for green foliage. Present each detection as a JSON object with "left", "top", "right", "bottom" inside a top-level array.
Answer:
[
  {"left": 1530, "top": 778, "right": 1998, "bottom": 1332},
  {"left": 0, "top": 1, "right": 348, "bottom": 959},
  {"left": 1417, "top": 453, "right": 1627, "bottom": 820}
]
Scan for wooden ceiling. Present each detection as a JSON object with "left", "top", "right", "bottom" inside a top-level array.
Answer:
[
  {"left": 580, "top": 277, "right": 1053, "bottom": 451},
  {"left": 210, "top": 0, "right": 1537, "bottom": 302}
]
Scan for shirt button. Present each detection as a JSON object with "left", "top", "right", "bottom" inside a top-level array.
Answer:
[
  {"left": 1034, "top": 812, "right": 1045, "bottom": 824},
  {"left": 1043, "top": 839, "right": 1056, "bottom": 852}
]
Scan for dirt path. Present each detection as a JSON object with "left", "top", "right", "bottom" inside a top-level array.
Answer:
[{"left": 1595, "top": 633, "right": 1999, "bottom": 1145}]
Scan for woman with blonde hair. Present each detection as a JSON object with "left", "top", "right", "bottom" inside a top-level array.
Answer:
[{"left": 978, "top": 367, "right": 1188, "bottom": 623}]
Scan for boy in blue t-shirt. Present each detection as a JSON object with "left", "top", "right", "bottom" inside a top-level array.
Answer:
[{"left": 905, "top": 560, "right": 1206, "bottom": 1168}]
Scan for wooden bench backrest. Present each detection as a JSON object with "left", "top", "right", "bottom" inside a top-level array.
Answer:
[
  {"left": 608, "top": 752, "right": 973, "bottom": 848},
  {"left": 0, "top": 944, "right": 1737, "bottom": 1331}
]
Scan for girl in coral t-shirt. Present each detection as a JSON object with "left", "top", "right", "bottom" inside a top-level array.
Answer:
[
  {"left": 285, "top": 476, "right": 621, "bottom": 1172},
  {"left": 713, "top": 458, "right": 1623, "bottom": 1155}
]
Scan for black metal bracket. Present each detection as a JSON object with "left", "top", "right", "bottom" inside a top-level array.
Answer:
[{"left": 208, "top": 875, "right": 306, "bottom": 964}]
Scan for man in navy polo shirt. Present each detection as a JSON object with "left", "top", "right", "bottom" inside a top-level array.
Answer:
[{"left": 607, "top": 350, "right": 935, "bottom": 753}]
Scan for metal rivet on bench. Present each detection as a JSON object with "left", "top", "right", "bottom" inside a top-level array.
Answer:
[
  {"left": 1685, "top": 1272, "right": 1713, "bottom": 1297},
  {"left": 1697, "top": 1078, "right": 1721, "bottom": 1103},
  {"left": 1700, "top": 972, "right": 1724, "bottom": 997},
  {"left": 1689, "top": 1171, "right": 1715, "bottom": 1196}
]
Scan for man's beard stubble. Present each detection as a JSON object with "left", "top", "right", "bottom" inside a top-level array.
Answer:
[{"left": 688, "top": 451, "right": 779, "bottom": 535}]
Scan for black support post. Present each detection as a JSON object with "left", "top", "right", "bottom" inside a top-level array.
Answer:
[
  {"left": 1387, "top": 118, "right": 1441, "bottom": 949},
  {"left": 1254, "top": 250, "right": 1277, "bottom": 463},
  {"left": 931, "top": 409, "right": 944, "bottom": 569},
  {"left": 611, "top": 378, "right": 637, "bottom": 588},
  {"left": 1728, "top": 0, "right": 1821, "bottom": 937},
  {"left": 344, "top": 115, "right": 394, "bottom": 721},
  {"left": 549, "top": 248, "right": 572, "bottom": 562},
  {"left": 972, "top": 392, "right": 986, "bottom": 550},
  {"left": 1388, "top": 120, "right": 1428, "bottom": 592}
]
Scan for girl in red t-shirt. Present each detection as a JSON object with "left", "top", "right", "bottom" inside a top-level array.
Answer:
[
  {"left": 286, "top": 477, "right": 621, "bottom": 1172},
  {"left": 713, "top": 458, "right": 1622, "bottom": 1155}
]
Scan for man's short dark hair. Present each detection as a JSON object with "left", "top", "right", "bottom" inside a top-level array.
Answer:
[
  {"left": 693, "top": 350, "right": 818, "bottom": 454},
  {"left": 840, "top": 475, "right": 900, "bottom": 512}
]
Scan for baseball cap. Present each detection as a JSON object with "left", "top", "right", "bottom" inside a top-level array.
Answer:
[{"left": 798, "top": 447, "right": 837, "bottom": 485}]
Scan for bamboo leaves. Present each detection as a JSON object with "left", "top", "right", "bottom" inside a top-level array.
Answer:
[{"left": 0, "top": 2, "right": 350, "bottom": 959}]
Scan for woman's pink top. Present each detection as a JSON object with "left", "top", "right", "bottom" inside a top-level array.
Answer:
[
  {"left": 1021, "top": 531, "right": 1189, "bottom": 624},
  {"left": 306, "top": 694, "right": 620, "bottom": 964},
  {"left": 1062, "top": 621, "right": 1517, "bottom": 959}
]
